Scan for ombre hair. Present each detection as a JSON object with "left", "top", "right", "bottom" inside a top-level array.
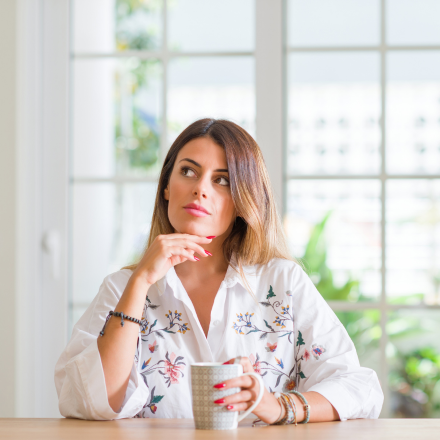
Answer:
[{"left": 121, "top": 118, "right": 304, "bottom": 300}]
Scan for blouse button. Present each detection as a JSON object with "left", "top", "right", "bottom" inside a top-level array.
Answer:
[{"left": 212, "top": 320, "right": 220, "bottom": 326}]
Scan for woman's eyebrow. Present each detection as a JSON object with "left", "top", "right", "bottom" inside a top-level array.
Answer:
[{"left": 178, "top": 158, "right": 228, "bottom": 173}]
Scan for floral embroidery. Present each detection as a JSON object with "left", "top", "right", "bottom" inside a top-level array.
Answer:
[
  {"left": 312, "top": 344, "right": 326, "bottom": 360},
  {"left": 265, "top": 342, "right": 277, "bottom": 353},
  {"left": 250, "top": 352, "right": 297, "bottom": 391},
  {"left": 247, "top": 329, "right": 325, "bottom": 392},
  {"left": 162, "top": 352, "right": 185, "bottom": 386},
  {"left": 134, "top": 386, "right": 164, "bottom": 418},
  {"left": 275, "top": 357, "right": 284, "bottom": 369},
  {"left": 232, "top": 286, "right": 294, "bottom": 343},
  {"left": 149, "top": 340, "right": 159, "bottom": 353},
  {"left": 249, "top": 353, "right": 262, "bottom": 374},
  {"left": 140, "top": 299, "right": 190, "bottom": 342},
  {"left": 140, "top": 351, "right": 186, "bottom": 388}
]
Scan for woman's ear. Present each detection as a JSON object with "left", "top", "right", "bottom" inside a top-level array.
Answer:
[{"left": 164, "top": 185, "right": 169, "bottom": 201}]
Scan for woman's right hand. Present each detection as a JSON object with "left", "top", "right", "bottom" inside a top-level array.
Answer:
[{"left": 132, "top": 233, "right": 214, "bottom": 286}]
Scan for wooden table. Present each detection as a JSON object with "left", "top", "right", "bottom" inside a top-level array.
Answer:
[{"left": 1, "top": 418, "right": 439, "bottom": 440}]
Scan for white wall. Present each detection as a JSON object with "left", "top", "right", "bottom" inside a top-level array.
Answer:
[{"left": 0, "top": 0, "right": 17, "bottom": 418}]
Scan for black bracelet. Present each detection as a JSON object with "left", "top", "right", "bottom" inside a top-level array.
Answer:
[{"left": 99, "top": 311, "right": 142, "bottom": 336}]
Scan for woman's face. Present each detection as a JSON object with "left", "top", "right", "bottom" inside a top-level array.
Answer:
[{"left": 164, "top": 137, "right": 236, "bottom": 238}]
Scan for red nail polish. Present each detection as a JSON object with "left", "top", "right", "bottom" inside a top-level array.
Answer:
[
  {"left": 214, "top": 399, "right": 225, "bottom": 404},
  {"left": 194, "top": 256, "right": 200, "bottom": 261},
  {"left": 227, "top": 405, "right": 234, "bottom": 410},
  {"left": 205, "top": 250, "right": 212, "bottom": 256},
  {"left": 213, "top": 383, "right": 226, "bottom": 389},
  {"left": 206, "top": 236, "right": 216, "bottom": 239}
]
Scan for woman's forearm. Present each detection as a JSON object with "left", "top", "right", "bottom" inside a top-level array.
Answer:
[
  {"left": 97, "top": 275, "right": 151, "bottom": 412},
  {"left": 294, "top": 391, "right": 340, "bottom": 423}
]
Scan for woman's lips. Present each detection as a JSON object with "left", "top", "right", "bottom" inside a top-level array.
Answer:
[{"left": 183, "top": 207, "right": 209, "bottom": 217}]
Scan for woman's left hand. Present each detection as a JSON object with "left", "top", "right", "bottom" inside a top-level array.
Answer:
[{"left": 213, "top": 356, "right": 283, "bottom": 424}]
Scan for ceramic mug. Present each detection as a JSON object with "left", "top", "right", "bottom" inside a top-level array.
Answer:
[{"left": 190, "top": 362, "right": 265, "bottom": 430}]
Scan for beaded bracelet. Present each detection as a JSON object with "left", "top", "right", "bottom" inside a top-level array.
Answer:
[
  {"left": 288, "top": 390, "right": 310, "bottom": 424},
  {"left": 99, "top": 310, "right": 142, "bottom": 336},
  {"left": 283, "top": 392, "right": 298, "bottom": 425}
]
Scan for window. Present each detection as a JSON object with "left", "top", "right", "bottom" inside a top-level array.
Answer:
[
  {"left": 70, "top": 0, "right": 255, "bottom": 328},
  {"left": 285, "top": 0, "right": 440, "bottom": 418},
  {"left": 70, "top": 0, "right": 440, "bottom": 419}
]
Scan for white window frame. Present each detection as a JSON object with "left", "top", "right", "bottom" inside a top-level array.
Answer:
[
  {"left": 284, "top": 0, "right": 440, "bottom": 418},
  {"left": 16, "top": 0, "right": 440, "bottom": 418}
]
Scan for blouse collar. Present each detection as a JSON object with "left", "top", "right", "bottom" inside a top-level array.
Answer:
[{"left": 154, "top": 255, "right": 259, "bottom": 298}]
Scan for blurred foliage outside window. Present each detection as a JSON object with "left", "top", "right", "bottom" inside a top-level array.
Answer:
[
  {"left": 108, "top": 0, "right": 440, "bottom": 418},
  {"left": 301, "top": 210, "right": 440, "bottom": 418},
  {"left": 114, "top": 0, "right": 162, "bottom": 176}
]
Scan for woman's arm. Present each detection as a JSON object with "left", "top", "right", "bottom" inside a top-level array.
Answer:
[
  {"left": 216, "top": 357, "right": 339, "bottom": 424},
  {"left": 97, "top": 233, "right": 213, "bottom": 412},
  {"left": 97, "top": 275, "right": 152, "bottom": 412}
]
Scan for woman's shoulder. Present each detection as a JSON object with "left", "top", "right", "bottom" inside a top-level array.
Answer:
[
  {"left": 247, "top": 257, "right": 305, "bottom": 278},
  {"left": 100, "top": 268, "right": 134, "bottom": 295}
]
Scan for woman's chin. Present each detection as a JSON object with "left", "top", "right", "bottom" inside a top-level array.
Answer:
[{"left": 172, "top": 221, "right": 209, "bottom": 237}]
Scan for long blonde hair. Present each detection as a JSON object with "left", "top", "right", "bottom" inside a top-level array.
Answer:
[{"left": 121, "top": 118, "right": 304, "bottom": 299}]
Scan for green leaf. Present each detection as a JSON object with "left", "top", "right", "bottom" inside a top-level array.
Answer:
[
  {"left": 296, "top": 330, "right": 305, "bottom": 346},
  {"left": 264, "top": 320, "right": 275, "bottom": 331},
  {"left": 266, "top": 285, "right": 276, "bottom": 300},
  {"left": 150, "top": 319, "right": 157, "bottom": 330},
  {"left": 162, "top": 329, "right": 176, "bottom": 334},
  {"left": 259, "top": 301, "right": 271, "bottom": 307},
  {"left": 299, "top": 371, "right": 306, "bottom": 379},
  {"left": 151, "top": 395, "right": 164, "bottom": 404},
  {"left": 246, "top": 329, "right": 260, "bottom": 334}
]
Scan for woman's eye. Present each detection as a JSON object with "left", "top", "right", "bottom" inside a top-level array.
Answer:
[
  {"left": 216, "top": 176, "right": 230, "bottom": 186},
  {"left": 181, "top": 167, "right": 196, "bottom": 177}
]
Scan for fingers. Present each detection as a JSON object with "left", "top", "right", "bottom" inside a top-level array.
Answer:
[
  {"left": 166, "top": 247, "right": 198, "bottom": 262},
  {"left": 161, "top": 233, "right": 214, "bottom": 244},
  {"left": 222, "top": 356, "right": 253, "bottom": 373},
  {"left": 224, "top": 402, "right": 253, "bottom": 412},
  {"left": 213, "top": 374, "right": 256, "bottom": 391},
  {"left": 214, "top": 389, "right": 256, "bottom": 406},
  {"left": 164, "top": 239, "right": 212, "bottom": 258}
]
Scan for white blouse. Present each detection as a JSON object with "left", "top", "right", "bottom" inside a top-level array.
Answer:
[{"left": 54, "top": 258, "right": 384, "bottom": 421}]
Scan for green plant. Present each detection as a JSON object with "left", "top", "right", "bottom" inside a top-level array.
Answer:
[
  {"left": 299, "top": 210, "right": 440, "bottom": 417},
  {"left": 114, "top": 0, "right": 162, "bottom": 174}
]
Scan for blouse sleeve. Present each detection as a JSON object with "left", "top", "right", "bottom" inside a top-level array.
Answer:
[
  {"left": 54, "top": 271, "right": 150, "bottom": 420},
  {"left": 291, "top": 264, "right": 384, "bottom": 421}
]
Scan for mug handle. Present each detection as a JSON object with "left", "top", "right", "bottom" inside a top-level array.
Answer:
[{"left": 236, "top": 372, "right": 266, "bottom": 422}]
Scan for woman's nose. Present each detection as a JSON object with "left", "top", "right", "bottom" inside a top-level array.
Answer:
[{"left": 192, "top": 176, "right": 209, "bottom": 198}]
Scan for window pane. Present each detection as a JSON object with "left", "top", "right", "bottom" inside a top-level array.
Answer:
[
  {"left": 167, "top": 57, "right": 255, "bottom": 144},
  {"left": 285, "top": 180, "right": 382, "bottom": 302},
  {"left": 386, "top": 179, "right": 440, "bottom": 305},
  {"left": 287, "top": 52, "right": 381, "bottom": 175},
  {"left": 287, "top": 0, "right": 380, "bottom": 47},
  {"left": 387, "top": 0, "right": 440, "bottom": 46},
  {"left": 167, "top": 0, "right": 254, "bottom": 52},
  {"left": 386, "top": 52, "right": 440, "bottom": 175},
  {"left": 72, "top": 0, "right": 163, "bottom": 53},
  {"left": 72, "top": 58, "right": 163, "bottom": 178},
  {"left": 71, "top": 183, "right": 157, "bottom": 329},
  {"left": 335, "top": 310, "right": 382, "bottom": 374},
  {"left": 387, "top": 310, "right": 440, "bottom": 418}
]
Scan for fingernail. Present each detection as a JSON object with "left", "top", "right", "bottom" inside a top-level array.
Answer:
[
  {"left": 194, "top": 256, "right": 200, "bottom": 261},
  {"left": 206, "top": 236, "right": 216, "bottom": 239},
  {"left": 227, "top": 405, "right": 234, "bottom": 410},
  {"left": 205, "top": 250, "right": 212, "bottom": 256},
  {"left": 222, "top": 361, "right": 230, "bottom": 365},
  {"left": 214, "top": 399, "right": 225, "bottom": 404},
  {"left": 213, "top": 383, "right": 226, "bottom": 389}
]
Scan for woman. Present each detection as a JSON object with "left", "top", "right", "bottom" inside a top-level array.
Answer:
[{"left": 55, "top": 118, "right": 383, "bottom": 424}]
